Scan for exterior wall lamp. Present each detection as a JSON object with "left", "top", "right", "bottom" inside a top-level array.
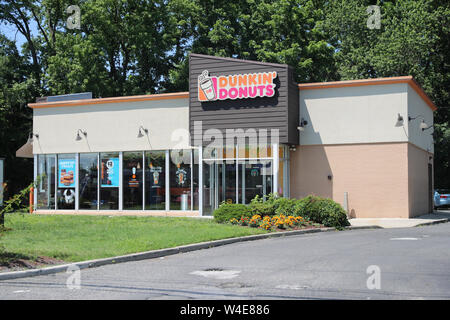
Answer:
[
  {"left": 137, "top": 126, "right": 148, "bottom": 138},
  {"left": 396, "top": 114, "right": 404, "bottom": 126},
  {"left": 28, "top": 132, "right": 39, "bottom": 143},
  {"left": 406, "top": 114, "right": 432, "bottom": 131},
  {"left": 75, "top": 129, "right": 87, "bottom": 141},
  {"left": 297, "top": 118, "right": 308, "bottom": 131},
  {"left": 397, "top": 114, "right": 427, "bottom": 127},
  {"left": 421, "top": 121, "right": 433, "bottom": 131}
]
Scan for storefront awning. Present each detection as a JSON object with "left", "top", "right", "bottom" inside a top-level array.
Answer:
[{"left": 16, "top": 140, "right": 33, "bottom": 158}]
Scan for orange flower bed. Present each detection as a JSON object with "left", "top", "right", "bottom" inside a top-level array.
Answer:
[{"left": 229, "top": 214, "right": 321, "bottom": 231}]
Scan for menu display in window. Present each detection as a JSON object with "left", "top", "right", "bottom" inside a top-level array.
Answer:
[
  {"left": 58, "top": 159, "right": 76, "bottom": 188},
  {"left": 101, "top": 158, "right": 119, "bottom": 187}
]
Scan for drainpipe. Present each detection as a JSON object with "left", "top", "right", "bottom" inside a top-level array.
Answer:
[{"left": 344, "top": 192, "right": 349, "bottom": 219}]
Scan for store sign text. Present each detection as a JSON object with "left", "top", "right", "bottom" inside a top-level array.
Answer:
[{"left": 198, "top": 70, "right": 277, "bottom": 102}]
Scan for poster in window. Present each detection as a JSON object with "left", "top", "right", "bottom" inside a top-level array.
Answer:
[
  {"left": 128, "top": 165, "right": 140, "bottom": 188},
  {"left": 150, "top": 165, "right": 162, "bottom": 188},
  {"left": 176, "top": 167, "right": 187, "bottom": 186},
  {"left": 101, "top": 158, "right": 119, "bottom": 187},
  {"left": 58, "top": 159, "right": 76, "bottom": 188}
]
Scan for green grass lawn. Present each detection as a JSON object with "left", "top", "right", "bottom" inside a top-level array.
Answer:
[{"left": 0, "top": 214, "right": 267, "bottom": 263}]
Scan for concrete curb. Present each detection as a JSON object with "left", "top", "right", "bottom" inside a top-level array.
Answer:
[
  {"left": 0, "top": 225, "right": 380, "bottom": 281},
  {"left": 414, "top": 218, "right": 450, "bottom": 227}
]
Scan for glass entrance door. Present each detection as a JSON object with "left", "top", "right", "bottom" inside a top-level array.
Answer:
[
  {"left": 241, "top": 161, "right": 272, "bottom": 204},
  {"left": 203, "top": 159, "right": 272, "bottom": 215},
  {"left": 203, "top": 161, "right": 237, "bottom": 215}
]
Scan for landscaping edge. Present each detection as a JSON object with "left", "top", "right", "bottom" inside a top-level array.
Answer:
[{"left": 0, "top": 225, "right": 381, "bottom": 281}]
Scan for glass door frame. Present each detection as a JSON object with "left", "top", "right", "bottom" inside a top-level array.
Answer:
[{"left": 199, "top": 143, "right": 285, "bottom": 216}]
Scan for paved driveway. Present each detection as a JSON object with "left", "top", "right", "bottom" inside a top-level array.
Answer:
[{"left": 1, "top": 223, "right": 450, "bottom": 300}]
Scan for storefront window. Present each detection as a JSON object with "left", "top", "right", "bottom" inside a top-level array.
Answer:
[
  {"left": 57, "top": 154, "right": 76, "bottom": 210},
  {"left": 79, "top": 153, "right": 98, "bottom": 210},
  {"left": 100, "top": 152, "right": 119, "bottom": 210},
  {"left": 278, "top": 160, "right": 284, "bottom": 196},
  {"left": 123, "top": 152, "right": 143, "bottom": 210},
  {"left": 238, "top": 145, "right": 272, "bottom": 160},
  {"left": 278, "top": 145, "right": 289, "bottom": 197},
  {"left": 37, "top": 154, "right": 56, "bottom": 209},
  {"left": 145, "top": 151, "right": 166, "bottom": 210},
  {"left": 169, "top": 149, "right": 191, "bottom": 210}
]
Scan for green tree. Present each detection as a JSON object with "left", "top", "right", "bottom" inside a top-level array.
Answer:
[
  {"left": 323, "top": 0, "right": 450, "bottom": 188},
  {"left": 0, "top": 34, "right": 37, "bottom": 199},
  {"left": 166, "top": 0, "right": 337, "bottom": 90}
]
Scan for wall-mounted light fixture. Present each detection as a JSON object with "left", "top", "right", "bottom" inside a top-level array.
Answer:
[
  {"left": 395, "top": 114, "right": 404, "bottom": 127},
  {"left": 289, "top": 145, "right": 297, "bottom": 152},
  {"left": 297, "top": 118, "right": 308, "bottom": 131},
  {"left": 137, "top": 126, "right": 148, "bottom": 138},
  {"left": 28, "top": 132, "right": 39, "bottom": 143},
  {"left": 75, "top": 129, "right": 87, "bottom": 141},
  {"left": 404, "top": 114, "right": 432, "bottom": 132},
  {"left": 421, "top": 121, "right": 433, "bottom": 131}
]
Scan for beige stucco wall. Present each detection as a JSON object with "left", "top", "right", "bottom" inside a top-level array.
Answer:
[
  {"left": 299, "top": 83, "right": 409, "bottom": 146},
  {"left": 290, "top": 142, "right": 410, "bottom": 218},
  {"left": 408, "top": 143, "right": 433, "bottom": 217},
  {"left": 33, "top": 98, "right": 190, "bottom": 154},
  {"left": 407, "top": 86, "right": 434, "bottom": 153}
]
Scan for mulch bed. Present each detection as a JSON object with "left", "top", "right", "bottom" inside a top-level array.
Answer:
[{"left": 0, "top": 255, "right": 65, "bottom": 273}]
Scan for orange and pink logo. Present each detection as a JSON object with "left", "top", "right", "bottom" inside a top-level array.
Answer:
[{"left": 198, "top": 70, "right": 277, "bottom": 102}]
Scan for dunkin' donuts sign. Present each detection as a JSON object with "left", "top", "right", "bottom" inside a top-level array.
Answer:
[{"left": 198, "top": 70, "right": 277, "bottom": 102}]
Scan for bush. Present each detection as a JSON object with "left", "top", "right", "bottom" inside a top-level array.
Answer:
[
  {"left": 213, "top": 203, "right": 252, "bottom": 223},
  {"left": 296, "top": 195, "right": 349, "bottom": 228},
  {"left": 274, "top": 197, "right": 298, "bottom": 216},
  {"left": 248, "top": 194, "right": 278, "bottom": 216}
]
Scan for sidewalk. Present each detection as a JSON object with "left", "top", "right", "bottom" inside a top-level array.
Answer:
[{"left": 349, "top": 210, "right": 450, "bottom": 228}]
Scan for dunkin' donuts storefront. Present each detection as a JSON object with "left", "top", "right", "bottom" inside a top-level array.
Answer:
[{"left": 29, "top": 54, "right": 436, "bottom": 218}]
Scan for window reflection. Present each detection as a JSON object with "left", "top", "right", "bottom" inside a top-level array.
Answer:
[
  {"left": 37, "top": 154, "right": 56, "bottom": 209},
  {"left": 123, "top": 152, "right": 143, "bottom": 210},
  {"left": 79, "top": 153, "right": 98, "bottom": 209},
  {"left": 145, "top": 151, "right": 166, "bottom": 210},
  {"left": 100, "top": 152, "right": 119, "bottom": 210},
  {"left": 170, "top": 149, "right": 191, "bottom": 210}
]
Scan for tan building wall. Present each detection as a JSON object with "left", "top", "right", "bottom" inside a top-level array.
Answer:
[
  {"left": 290, "top": 142, "right": 410, "bottom": 218},
  {"left": 408, "top": 143, "right": 433, "bottom": 217}
]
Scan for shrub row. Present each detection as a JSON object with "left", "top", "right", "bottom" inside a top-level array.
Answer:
[{"left": 213, "top": 194, "right": 350, "bottom": 228}]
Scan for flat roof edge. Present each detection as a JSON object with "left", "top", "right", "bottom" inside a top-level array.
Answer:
[
  {"left": 298, "top": 76, "right": 437, "bottom": 111},
  {"left": 29, "top": 92, "right": 189, "bottom": 109},
  {"left": 189, "top": 53, "right": 291, "bottom": 69}
]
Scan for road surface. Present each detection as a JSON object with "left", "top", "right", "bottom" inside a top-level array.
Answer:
[{"left": 1, "top": 223, "right": 449, "bottom": 300}]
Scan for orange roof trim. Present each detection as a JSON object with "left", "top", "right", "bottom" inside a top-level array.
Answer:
[
  {"left": 298, "top": 76, "right": 437, "bottom": 111},
  {"left": 28, "top": 91, "right": 189, "bottom": 109},
  {"left": 29, "top": 76, "right": 436, "bottom": 112}
]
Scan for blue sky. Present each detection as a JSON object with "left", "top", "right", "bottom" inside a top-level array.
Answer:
[{"left": 0, "top": 20, "right": 39, "bottom": 50}]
